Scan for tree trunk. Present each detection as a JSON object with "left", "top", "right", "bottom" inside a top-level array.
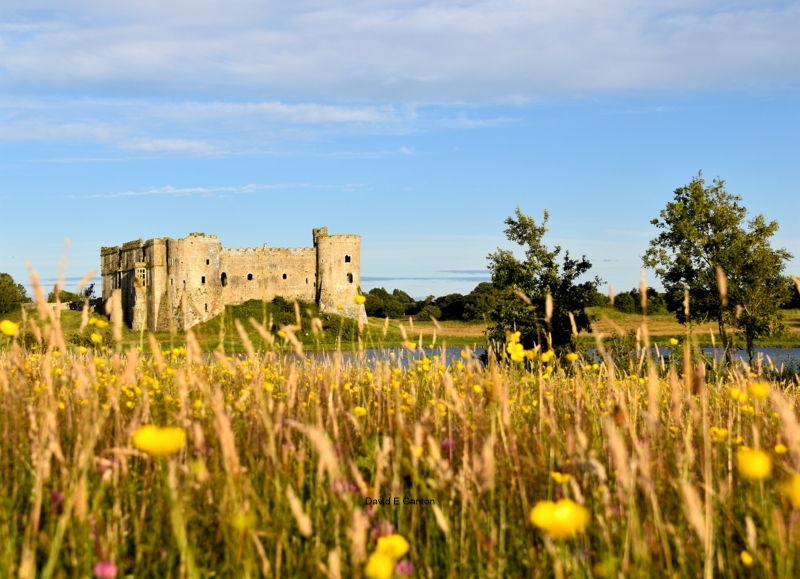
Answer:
[{"left": 746, "top": 332, "right": 755, "bottom": 367}]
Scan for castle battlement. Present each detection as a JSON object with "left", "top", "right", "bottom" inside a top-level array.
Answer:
[{"left": 101, "top": 228, "right": 365, "bottom": 331}]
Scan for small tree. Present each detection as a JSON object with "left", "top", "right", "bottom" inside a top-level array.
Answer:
[
  {"left": 643, "top": 173, "right": 792, "bottom": 363},
  {"left": 487, "top": 208, "right": 600, "bottom": 351},
  {"left": 0, "top": 272, "right": 30, "bottom": 314}
]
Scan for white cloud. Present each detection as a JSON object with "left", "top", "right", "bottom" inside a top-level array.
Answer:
[
  {"left": 83, "top": 182, "right": 363, "bottom": 199},
  {"left": 1, "top": 1, "right": 797, "bottom": 100}
]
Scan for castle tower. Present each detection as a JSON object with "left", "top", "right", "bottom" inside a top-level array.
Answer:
[{"left": 314, "top": 227, "right": 367, "bottom": 322}]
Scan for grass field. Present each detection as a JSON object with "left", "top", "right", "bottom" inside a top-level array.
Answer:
[{"left": 2, "top": 296, "right": 800, "bottom": 577}]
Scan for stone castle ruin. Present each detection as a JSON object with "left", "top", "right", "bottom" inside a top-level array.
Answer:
[{"left": 101, "top": 227, "right": 365, "bottom": 331}]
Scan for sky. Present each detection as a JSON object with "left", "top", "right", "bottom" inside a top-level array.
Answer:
[{"left": 1, "top": 0, "right": 799, "bottom": 299}]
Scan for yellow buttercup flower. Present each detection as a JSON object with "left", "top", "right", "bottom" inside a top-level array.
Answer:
[
  {"left": 0, "top": 319, "right": 18, "bottom": 337},
  {"left": 747, "top": 382, "right": 770, "bottom": 400},
  {"left": 353, "top": 406, "right": 368, "bottom": 417},
  {"left": 780, "top": 474, "right": 800, "bottom": 507},
  {"left": 709, "top": 427, "right": 729, "bottom": 443},
  {"left": 90, "top": 332, "right": 103, "bottom": 344},
  {"left": 565, "top": 352, "right": 579, "bottom": 362},
  {"left": 740, "top": 551, "right": 754, "bottom": 568},
  {"left": 365, "top": 552, "right": 395, "bottom": 579},
  {"left": 132, "top": 425, "right": 187, "bottom": 457},
  {"left": 376, "top": 534, "right": 410, "bottom": 559},
  {"left": 669, "top": 338, "right": 679, "bottom": 346},
  {"left": 540, "top": 350, "right": 554, "bottom": 363},
  {"left": 775, "top": 443, "right": 789, "bottom": 455},
  {"left": 529, "top": 499, "right": 589, "bottom": 539},
  {"left": 354, "top": 295, "right": 366, "bottom": 305},
  {"left": 736, "top": 447, "right": 772, "bottom": 481},
  {"left": 551, "top": 471, "right": 572, "bottom": 484}
]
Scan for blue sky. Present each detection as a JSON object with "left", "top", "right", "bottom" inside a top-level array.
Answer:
[{"left": 1, "top": 0, "right": 798, "bottom": 299}]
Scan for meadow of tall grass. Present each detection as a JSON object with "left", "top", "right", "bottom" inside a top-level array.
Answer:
[{"left": 2, "top": 285, "right": 800, "bottom": 578}]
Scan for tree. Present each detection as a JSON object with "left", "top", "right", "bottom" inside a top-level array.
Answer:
[
  {"left": 0, "top": 272, "right": 30, "bottom": 314},
  {"left": 487, "top": 208, "right": 600, "bottom": 350},
  {"left": 643, "top": 173, "right": 792, "bottom": 363}
]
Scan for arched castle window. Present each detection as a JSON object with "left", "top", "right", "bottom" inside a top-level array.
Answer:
[
  {"left": 247, "top": 273, "right": 253, "bottom": 281},
  {"left": 344, "top": 255, "right": 351, "bottom": 263},
  {"left": 206, "top": 259, "right": 210, "bottom": 265},
  {"left": 282, "top": 273, "right": 287, "bottom": 280},
  {"left": 221, "top": 272, "right": 228, "bottom": 287},
  {"left": 201, "top": 276, "right": 206, "bottom": 284},
  {"left": 346, "top": 273, "right": 353, "bottom": 283}
]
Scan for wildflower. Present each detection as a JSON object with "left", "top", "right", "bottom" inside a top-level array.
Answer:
[
  {"left": 565, "top": 352, "right": 579, "bottom": 362},
  {"left": 507, "top": 341, "right": 525, "bottom": 362},
  {"left": 729, "top": 388, "right": 747, "bottom": 403},
  {"left": 410, "top": 445, "right": 423, "bottom": 457},
  {"left": 354, "top": 406, "right": 368, "bottom": 417},
  {"left": 780, "top": 474, "right": 800, "bottom": 507},
  {"left": 736, "top": 447, "right": 772, "bottom": 481},
  {"left": 132, "top": 425, "right": 187, "bottom": 457},
  {"left": 403, "top": 341, "right": 416, "bottom": 349},
  {"left": 0, "top": 319, "right": 19, "bottom": 336},
  {"left": 376, "top": 534, "right": 410, "bottom": 559},
  {"left": 747, "top": 382, "right": 770, "bottom": 400},
  {"left": 354, "top": 294, "right": 367, "bottom": 305},
  {"left": 395, "top": 560, "right": 415, "bottom": 576},
  {"left": 365, "top": 553, "right": 395, "bottom": 579},
  {"left": 90, "top": 332, "right": 103, "bottom": 344},
  {"left": 472, "top": 384, "right": 483, "bottom": 395},
  {"left": 740, "top": 551, "right": 754, "bottom": 568},
  {"left": 709, "top": 427, "right": 729, "bottom": 443},
  {"left": 441, "top": 438, "right": 456, "bottom": 453},
  {"left": 551, "top": 472, "right": 572, "bottom": 484},
  {"left": 505, "top": 330, "right": 521, "bottom": 343},
  {"left": 529, "top": 499, "right": 589, "bottom": 539},
  {"left": 540, "top": 350, "right": 554, "bottom": 363},
  {"left": 93, "top": 561, "right": 118, "bottom": 579},
  {"left": 775, "top": 443, "right": 789, "bottom": 455},
  {"left": 669, "top": 338, "right": 679, "bottom": 346}
]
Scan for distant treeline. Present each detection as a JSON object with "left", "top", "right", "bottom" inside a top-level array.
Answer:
[{"left": 365, "top": 275, "right": 800, "bottom": 321}]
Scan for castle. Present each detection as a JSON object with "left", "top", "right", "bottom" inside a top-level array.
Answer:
[{"left": 100, "top": 227, "right": 365, "bottom": 331}]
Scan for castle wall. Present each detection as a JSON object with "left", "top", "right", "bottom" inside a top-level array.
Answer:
[{"left": 102, "top": 228, "right": 365, "bottom": 332}]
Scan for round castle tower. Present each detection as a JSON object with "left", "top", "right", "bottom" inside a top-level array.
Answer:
[{"left": 313, "top": 227, "right": 367, "bottom": 322}]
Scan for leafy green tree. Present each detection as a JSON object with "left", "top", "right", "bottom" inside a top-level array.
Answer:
[
  {"left": 781, "top": 277, "right": 800, "bottom": 309},
  {"left": 643, "top": 173, "right": 792, "bottom": 363},
  {"left": 462, "top": 282, "right": 500, "bottom": 320},
  {"left": 487, "top": 208, "right": 600, "bottom": 350},
  {"left": 0, "top": 272, "right": 30, "bottom": 314}
]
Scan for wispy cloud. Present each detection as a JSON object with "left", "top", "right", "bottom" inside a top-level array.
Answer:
[{"left": 82, "top": 182, "right": 364, "bottom": 199}]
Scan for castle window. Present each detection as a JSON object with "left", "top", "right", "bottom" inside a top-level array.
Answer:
[
  {"left": 247, "top": 273, "right": 253, "bottom": 281},
  {"left": 221, "top": 272, "right": 228, "bottom": 287},
  {"left": 137, "top": 267, "right": 147, "bottom": 287},
  {"left": 344, "top": 255, "right": 351, "bottom": 263},
  {"left": 282, "top": 273, "right": 287, "bottom": 280},
  {"left": 206, "top": 259, "right": 210, "bottom": 265},
  {"left": 305, "top": 278, "right": 308, "bottom": 284},
  {"left": 346, "top": 273, "right": 353, "bottom": 283},
  {"left": 205, "top": 303, "right": 208, "bottom": 312},
  {"left": 201, "top": 276, "right": 206, "bottom": 285}
]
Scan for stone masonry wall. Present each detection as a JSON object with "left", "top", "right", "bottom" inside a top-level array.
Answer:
[{"left": 101, "top": 228, "right": 365, "bottom": 331}]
